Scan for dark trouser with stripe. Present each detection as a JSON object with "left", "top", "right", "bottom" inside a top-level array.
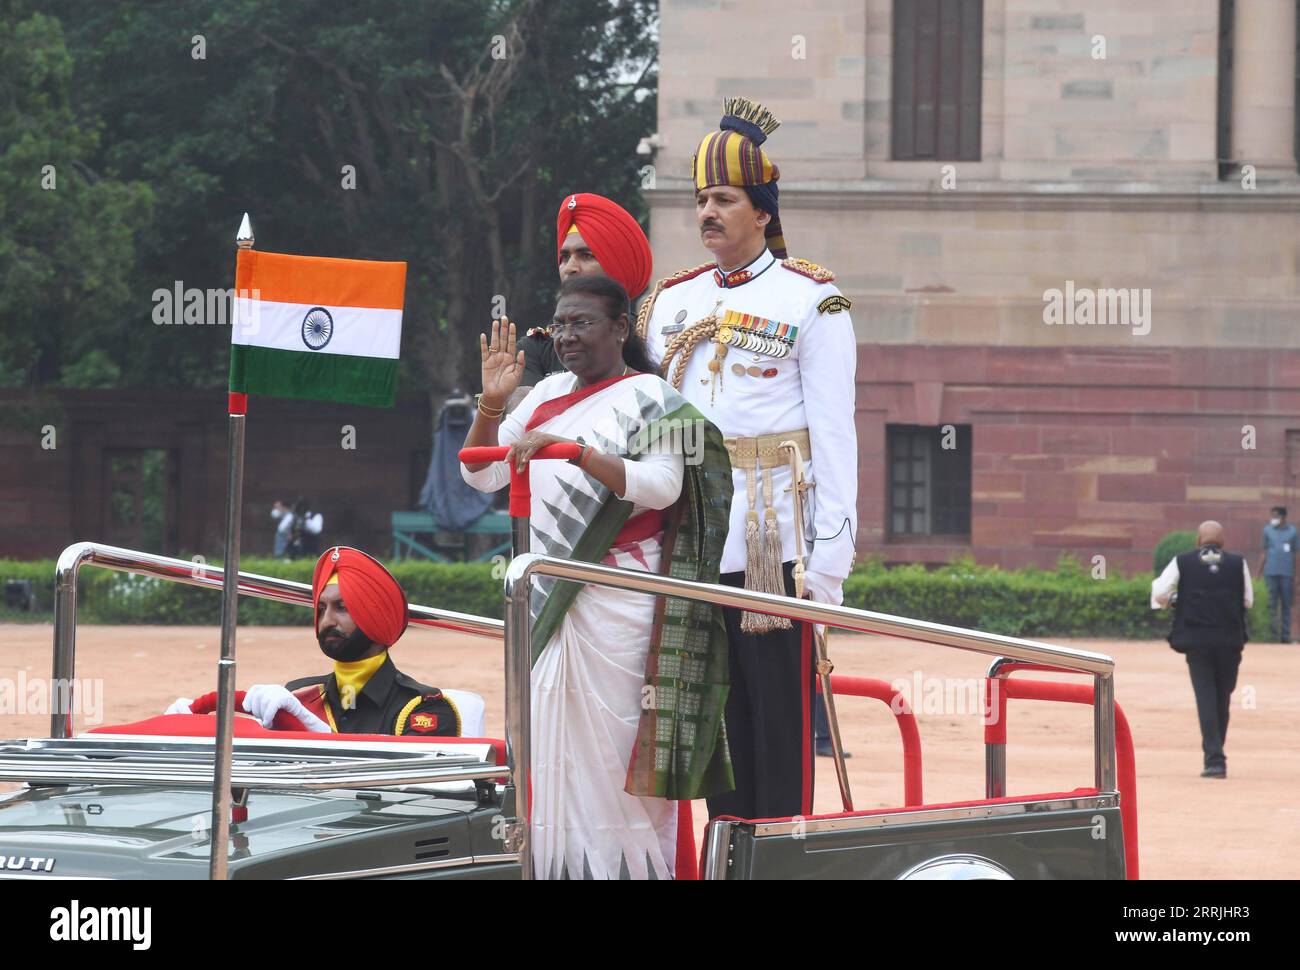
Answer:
[
  {"left": 1185, "top": 646, "right": 1242, "bottom": 771},
  {"left": 706, "top": 561, "right": 815, "bottom": 821}
]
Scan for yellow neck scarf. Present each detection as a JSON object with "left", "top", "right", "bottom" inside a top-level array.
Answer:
[{"left": 333, "top": 651, "right": 388, "bottom": 711}]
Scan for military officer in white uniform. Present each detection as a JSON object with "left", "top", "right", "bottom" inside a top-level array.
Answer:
[{"left": 637, "top": 98, "right": 858, "bottom": 820}]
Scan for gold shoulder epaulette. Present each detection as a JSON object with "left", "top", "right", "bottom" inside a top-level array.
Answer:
[
  {"left": 781, "top": 257, "right": 836, "bottom": 284},
  {"left": 661, "top": 262, "right": 715, "bottom": 290},
  {"left": 634, "top": 262, "right": 714, "bottom": 339}
]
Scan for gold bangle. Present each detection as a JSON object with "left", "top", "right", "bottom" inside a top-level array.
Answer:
[{"left": 477, "top": 400, "right": 505, "bottom": 419}]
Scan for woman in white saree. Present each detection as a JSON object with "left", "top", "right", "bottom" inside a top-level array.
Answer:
[{"left": 461, "top": 275, "right": 733, "bottom": 880}]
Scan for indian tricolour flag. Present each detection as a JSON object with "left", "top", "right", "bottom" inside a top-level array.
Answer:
[{"left": 229, "top": 249, "right": 407, "bottom": 408}]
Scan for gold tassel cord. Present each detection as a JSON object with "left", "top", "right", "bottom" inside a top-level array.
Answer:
[
  {"left": 760, "top": 468, "right": 792, "bottom": 629},
  {"left": 741, "top": 463, "right": 792, "bottom": 634},
  {"left": 660, "top": 299, "right": 724, "bottom": 390},
  {"left": 708, "top": 333, "right": 728, "bottom": 405},
  {"left": 740, "top": 456, "right": 764, "bottom": 633},
  {"left": 634, "top": 278, "right": 666, "bottom": 340},
  {"left": 779, "top": 438, "right": 811, "bottom": 600}
]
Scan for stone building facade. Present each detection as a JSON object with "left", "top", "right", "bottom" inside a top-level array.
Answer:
[{"left": 648, "top": 0, "right": 1300, "bottom": 573}]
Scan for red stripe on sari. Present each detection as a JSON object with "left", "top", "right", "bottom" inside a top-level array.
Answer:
[
  {"left": 614, "top": 509, "right": 665, "bottom": 546},
  {"left": 524, "top": 373, "right": 639, "bottom": 433}
]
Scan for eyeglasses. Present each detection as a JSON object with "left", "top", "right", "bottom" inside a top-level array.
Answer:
[{"left": 549, "top": 318, "right": 607, "bottom": 338}]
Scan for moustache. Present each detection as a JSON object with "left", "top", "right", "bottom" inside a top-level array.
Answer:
[{"left": 701, "top": 221, "right": 724, "bottom": 234}]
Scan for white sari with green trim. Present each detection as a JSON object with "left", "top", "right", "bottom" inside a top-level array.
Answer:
[{"left": 462, "top": 371, "right": 689, "bottom": 879}]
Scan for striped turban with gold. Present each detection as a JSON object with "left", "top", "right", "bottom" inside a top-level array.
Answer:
[{"left": 691, "top": 97, "right": 787, "bottom": 259}]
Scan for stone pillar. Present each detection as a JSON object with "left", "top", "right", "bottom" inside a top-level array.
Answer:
[{"left": 1232, "top": 0, "right": 1298, "bottom": 179}]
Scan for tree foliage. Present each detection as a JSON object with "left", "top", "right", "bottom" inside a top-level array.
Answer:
[
  {"left": 0, "top": 3, "right": 154, "bottom": 387},
  {"left": 6, "top": 0, "right": 658, "bottom": 402}
]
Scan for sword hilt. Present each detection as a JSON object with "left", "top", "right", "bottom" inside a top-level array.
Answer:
[{"left": 780, "top": 439, "right": 811, "bottom": 592}]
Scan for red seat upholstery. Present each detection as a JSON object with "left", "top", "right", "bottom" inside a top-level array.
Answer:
[{"left": 87, "top": 714, "right": 507, "bottom": 766}]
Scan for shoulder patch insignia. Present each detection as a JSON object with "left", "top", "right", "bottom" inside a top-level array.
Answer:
[
  {"left": 781, "top": 257, "right": 836, "bottom": 283},
  {"left": 817, "top": 294, "right": 852, "bottom": 315},
  {"left": 660, "top": 262, "right": 715, "bottom": 290},
  {"left": 408, "top": 712, "right": 439, "bottom": 733}
]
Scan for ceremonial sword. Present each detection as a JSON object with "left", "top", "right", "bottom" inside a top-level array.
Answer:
[{"left": 779, "top": 438, "right": 854, "bottom": 812}]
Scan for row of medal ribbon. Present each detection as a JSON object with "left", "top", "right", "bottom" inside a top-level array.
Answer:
[{"left": 717, "top": 309, "right": 798, "bottom": 359}]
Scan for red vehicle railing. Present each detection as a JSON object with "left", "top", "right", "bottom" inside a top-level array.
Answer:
[
  {"left": 818, "top": 675, "right": 924, "bottom": 808},
  {"left": 984, "top": 661, "right": 1139, "bottom": 879}
]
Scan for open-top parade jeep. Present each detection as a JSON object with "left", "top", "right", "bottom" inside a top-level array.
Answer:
[{"left": 0, "top": 541, "right": 1137, "bottom": 880}]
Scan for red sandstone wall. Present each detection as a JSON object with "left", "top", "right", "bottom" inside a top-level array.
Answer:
[
  {"left": 5, "top": 349, "right": 1296, "bottom": 581},
  {"left": 856, "top": 345, "right": 1300, "bottom": 576},
  {"left": 0, "top": 391, "right": 431, "bottom": 562}
]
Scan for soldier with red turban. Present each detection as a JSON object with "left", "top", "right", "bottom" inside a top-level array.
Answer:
[
  {"left": 165, "top": 547, "right": 473, "bottom": 736},
  {"left": 509, "top": 193, "right": 653, "bottom": 406}
]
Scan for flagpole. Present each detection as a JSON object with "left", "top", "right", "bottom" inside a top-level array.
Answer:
[{"left": 209, "top": 212, "right": 254, "bottom": 881}]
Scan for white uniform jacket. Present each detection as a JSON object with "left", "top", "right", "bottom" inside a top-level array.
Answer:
[{"left": 641, "top": 247, "right": 858, "bottom": 604}]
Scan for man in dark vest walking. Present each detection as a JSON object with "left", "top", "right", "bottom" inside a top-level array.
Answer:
[{"left": 1151, "top": 521, "right": 1254, "bottom": 778}]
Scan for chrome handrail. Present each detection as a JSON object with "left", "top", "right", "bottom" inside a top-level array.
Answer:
[
  {"left": 983, "top": 656, "right": 1116, "bottom": 800},
  {"left": 0, "top": 735, "right": 502, "bottom": 790},
  {"left": 44, "top": 542, "right": 1119, "bottom": 882},
  {"left": 502, "top": 553, "right": 1118, "bottom": 880},
  {"left": 50, "top": 542, "right": 503, "bottom": 738}
]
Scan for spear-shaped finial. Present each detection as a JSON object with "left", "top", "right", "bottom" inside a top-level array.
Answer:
[{"left": 236, "top": 212, "right": 255, "bottom": 249}]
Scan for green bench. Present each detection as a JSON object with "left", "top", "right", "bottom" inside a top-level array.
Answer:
[{"left": 390, "top": 509, "right": 513, "bottom": 563}]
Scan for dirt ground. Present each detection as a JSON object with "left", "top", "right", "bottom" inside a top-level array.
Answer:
[{"left": 2, "top": 622, "right": 1297, "bottom": 879}]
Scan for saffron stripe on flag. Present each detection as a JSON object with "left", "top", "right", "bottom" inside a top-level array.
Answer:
[
  {"left": 236, "top": 250, "right": 405, "bottom": 309},
  {"left": 229, "top": 345, "right": 397, "bottom": 408}
]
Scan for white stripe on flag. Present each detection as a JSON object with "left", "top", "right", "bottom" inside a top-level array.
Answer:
[{"left": 232, "top": 298, "right": 402, "bottom": 360}]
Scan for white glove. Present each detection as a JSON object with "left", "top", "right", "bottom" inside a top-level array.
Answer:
[
  {"left": 164, "top": 697, "right": 195, "bottom": 715},
  {"left": 802, "top": 569, "right": 845, "bottom": 642},
  {"left": 802, "top": 569, "right": 844, "bottom": 607},
  {"left": 242, "top": 684, "right": 331, "bottom": 733}
]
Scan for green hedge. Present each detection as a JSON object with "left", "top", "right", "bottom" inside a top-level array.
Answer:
[
  {"left": 1153, "top": 530, "right": 1198, "bottom": 575},
  {"left": 0, "top": 557, "right": 503, "bottom": 626},
  {"left": 842, "top": 554, "right": 1269, "bottom": 642},
  {"left": 0, "top": 553, "right": 1270, "bottom": 642}
]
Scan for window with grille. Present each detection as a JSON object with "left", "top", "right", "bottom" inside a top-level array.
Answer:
[
  {"left": 891, "top": 0, "right": 984, "bottom": 161},
  {"left": 887, "top": 425, "right": 972, "bottom": 538}
]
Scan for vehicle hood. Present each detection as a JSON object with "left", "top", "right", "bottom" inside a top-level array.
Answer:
[{"left": 0, "top": 784, "right": 476, "bottom": 879}]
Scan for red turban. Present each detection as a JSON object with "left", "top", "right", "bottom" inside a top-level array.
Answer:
[
  {"left": 556, "top": 193, "right": 652, "bottom": 299},
  {"left": 312, "top": 546, "right": 409, "bottom": 647}
]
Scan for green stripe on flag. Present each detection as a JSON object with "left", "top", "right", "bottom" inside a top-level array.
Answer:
[{"left": 229, "top": 345, "right": 397, "bottom": 408}]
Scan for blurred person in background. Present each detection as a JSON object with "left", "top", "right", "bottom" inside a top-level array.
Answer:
[
  {"left": 271, "top": 499, "right": 293, "bottom": 556},
  {"left": 1151, "top": 520, "right": 1253, "bottom": 779},
  {"left": 286, "top": 497, "right": 323, "bottom": 558},
  {"left": 1258, "top": 505, "right": 1296, "bottom": 643}
]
